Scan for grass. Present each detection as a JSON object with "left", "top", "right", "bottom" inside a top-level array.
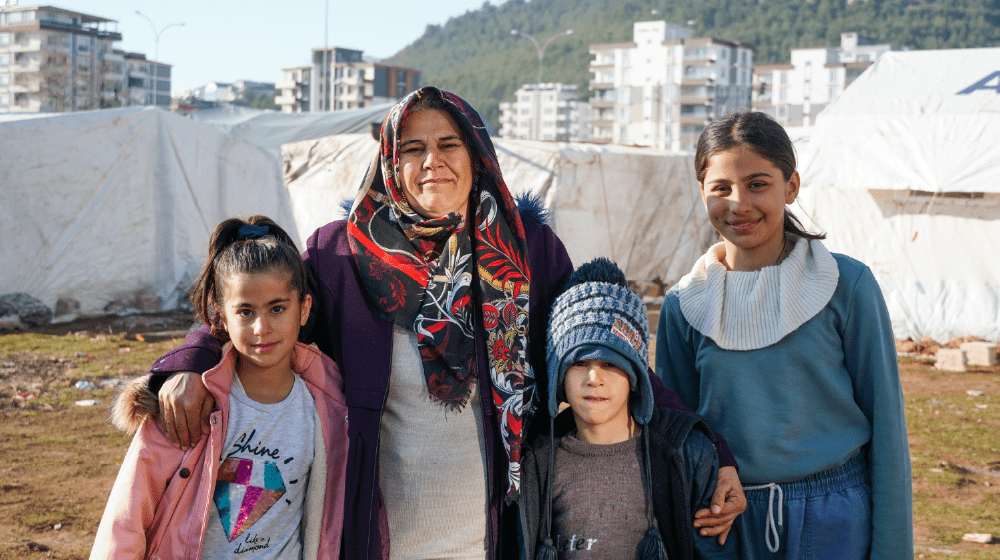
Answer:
[
  {"left": 1, "top": 332, "right": 999, "bottom": 558},
  {"left": 900, "top": 361, "right": 1000, "bottom": 558},
  {"left": 0, "top": 332, "right": 182, "bottom": 380}
]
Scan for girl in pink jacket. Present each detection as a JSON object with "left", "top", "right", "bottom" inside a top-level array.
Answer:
[{"left": 91, "top": 216, "right": 349, "bottom": 560}]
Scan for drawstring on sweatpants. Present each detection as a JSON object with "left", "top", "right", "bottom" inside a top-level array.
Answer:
[{"left": 744, "top": 482, "right": 784, "bottom": 553}]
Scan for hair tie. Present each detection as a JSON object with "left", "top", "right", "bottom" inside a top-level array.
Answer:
[{"left": 237, "top": 223, "right": 269, "bottom": 240}]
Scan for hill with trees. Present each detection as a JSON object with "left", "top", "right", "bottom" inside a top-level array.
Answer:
[{"left": 384, "top": 0, "right": 1000, "bottom": 128}]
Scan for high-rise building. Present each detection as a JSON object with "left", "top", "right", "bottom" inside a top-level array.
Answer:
[
  {"left": 275, "top": 66, "right": 310, "bottom": 113},
  {"left": 0, "top": 4, "right": 123, "bottom": 113},
  {"left": 278, "top": 46, "right": 420, "bottom": 113},
  {"left": 122, "top": 52, "right": 171, "bottom": 108},
  {"left": 498, "top": 83, "right": 592, "bottom": 142},
  {"left": 753, "top": 33, "right": 897, "bottom": 126},
  {"left": 588, "top": 21, "right": 754, "bottom": 151}
]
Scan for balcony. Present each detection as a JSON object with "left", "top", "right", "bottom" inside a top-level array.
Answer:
[
  {"left": 10, "top": 81, "right": 40, "bottom": 93},
  {"left": 681, "top": 77, "right": 713, "bottom": 86},
  {"left": 589, "top": 61, "right": 614, "bottom": 70},
  {"left": 589, "top": 99, "right": 613, "bottom": 109},
  {"left": 590, "top": 119, "right": 613, "bottom": 128},
  {"left": 275, "top": 94, "right": 297, "bottom": 105},
  {"left": 679, "top": 115, "right": 709, "bottom": 125},
  {"left": 10, "top": 61, "right": 41, "bottom": 72},
  {"left": 588, "top": 81, "right": 614, "bottom": 90},
  {"left": 8, "top": 41, "right": 42, "bottom": 53},
  {"left": 38, "top": 19, "right": 122, "bottom": 41},
  {"left": 275, "top": 80, "right": 299, "bottom": 90}
]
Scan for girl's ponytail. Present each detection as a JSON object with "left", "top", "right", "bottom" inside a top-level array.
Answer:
[{"left": 190, "top": 216, "right": 307, "bottom": 341}]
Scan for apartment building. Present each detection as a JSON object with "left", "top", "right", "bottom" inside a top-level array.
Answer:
[
  {"left": 498, "top": 83, "right": 591, "bottom": 142},
  {"left": 588, "top": 21, "right": 754, "bottom": 151},
  {"left": 0, "top": 4, "right": 122, "bottom": 113},
  {"left": 754, "top": 32, "right": 896, "bottom": 126},
  {"left": 122, "top": 52, "right": 170, "bottom": 108},
  {"left": 275, "top": 66, "right": 310, "bottom": 113},
  {"left": 290, "top": 46, "right": 419, "bottom": 113}
]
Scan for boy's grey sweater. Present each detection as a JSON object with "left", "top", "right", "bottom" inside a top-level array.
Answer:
[{"left": 519, "top": 407, "right": 737, "bottom": 560}]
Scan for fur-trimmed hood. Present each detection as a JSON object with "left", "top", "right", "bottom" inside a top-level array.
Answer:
[{"left": 110, "top": 376, "right": 161, "bottom": 436}]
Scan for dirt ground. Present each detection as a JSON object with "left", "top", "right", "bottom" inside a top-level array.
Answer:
[{"left": 1, "top": 312, "right": 999, "bottom": 559}]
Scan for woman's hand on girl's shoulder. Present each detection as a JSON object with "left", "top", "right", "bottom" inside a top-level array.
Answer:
[{"left": 158, "top": 372, "right": 214, "bottom": 450}]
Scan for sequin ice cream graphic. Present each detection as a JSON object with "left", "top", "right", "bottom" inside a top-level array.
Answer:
[{"left": 213, "top": 458, "right": 286, "bottom": 541}]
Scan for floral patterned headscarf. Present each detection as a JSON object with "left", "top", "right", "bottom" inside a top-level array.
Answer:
[{"left": 347, "top": 87, "right": 533, "bottom": 502}]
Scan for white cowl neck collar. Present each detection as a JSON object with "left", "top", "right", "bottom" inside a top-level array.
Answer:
[{"left": 670, "top": 237, "right": 839, "bottom": 351}]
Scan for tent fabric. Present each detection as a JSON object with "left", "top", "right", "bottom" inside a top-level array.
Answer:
[
  {"left": 282, "top": 134, "right": 715, "bottom": 287},
  {"left": 802, "top": 48, "right": 1000, "bottom": 194},
  {"left": 0, "top": 107, "right": 292, "bottom": 314},
  {"left": 797, "top": 48, "right": 1000, "bottom": 342},
  {"left": 187, "top": 103, "right": 394, "bottom": 154}
]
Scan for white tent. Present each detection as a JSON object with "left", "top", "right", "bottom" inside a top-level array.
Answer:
[
  {"left": 797, "top": 48, "right": 1000, "bottom": 342},
  {"left": 187, "top": 104, "right": 394, "bottom": 154},
  {"left": 282, "top": 134, "right": 715, "bottom": 286},
  {"left": 0, "top": 107, "right": 292, "bottom": 314}
]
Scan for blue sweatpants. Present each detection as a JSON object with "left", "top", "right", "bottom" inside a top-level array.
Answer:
[{"left": 735, "top": 453, "right": 872, "bottom": 560}]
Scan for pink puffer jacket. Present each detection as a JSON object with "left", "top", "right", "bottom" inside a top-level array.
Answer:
[{"left": 90, "top": 343, "right": 348, "bottom": 559}]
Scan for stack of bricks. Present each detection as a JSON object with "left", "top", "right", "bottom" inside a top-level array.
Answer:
[
  {"left": 960, "top": 341, "right": 998, "bottom": 367},
  {"left": 935, "top": 341, "right": 999, "bottom": 371}
]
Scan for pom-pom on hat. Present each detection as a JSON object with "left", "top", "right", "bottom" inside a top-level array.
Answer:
[{"left": 546, "top": 257, "right": 653, "bottom": 424}]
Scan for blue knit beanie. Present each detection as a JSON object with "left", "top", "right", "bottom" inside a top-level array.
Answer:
[{"left": 546, "top": 258, "right": 653, "bottom": 424}]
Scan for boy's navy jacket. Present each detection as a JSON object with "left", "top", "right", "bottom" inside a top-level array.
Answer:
[
  {"left": 147, "top": 195, "right": 736, "bottom": 560},
  {"left": 519, "top": 407, "right": 737, "bottom": 560}
]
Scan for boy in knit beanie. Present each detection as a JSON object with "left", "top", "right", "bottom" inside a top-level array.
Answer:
[{"left": 518, "top": 258, "right": 736, "bottom": 560}]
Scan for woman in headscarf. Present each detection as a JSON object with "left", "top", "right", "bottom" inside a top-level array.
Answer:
[{"left": 146, "top": 87, "right": 744, "bottom": 559}]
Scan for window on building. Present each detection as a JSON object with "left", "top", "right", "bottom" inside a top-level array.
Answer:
[
  {"left": 0, "top": 34, "right": 9, "bottom": 47},
  {"left": 0, "top": 75, "right": 7, "bottom": 86},
  {"left": 0, "top": 94, "right": 7, "bottom": 107},
  {"left": 544, "top": 107, "right": 553, "bottom": 114},
  {"left": 621, "top": 51, "right": 629, "bottom": 64},
  {"left": 0, "top": 54, "right": 8, "bottom": 67}
]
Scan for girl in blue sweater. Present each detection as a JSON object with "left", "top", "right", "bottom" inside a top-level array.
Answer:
[{"left": 656, "top": 112, "right": 912, "bottom": 560}]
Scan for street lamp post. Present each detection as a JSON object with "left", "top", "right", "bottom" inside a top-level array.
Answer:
[
  {"left": 134, "top": 11, "right": 183, "bottom": 107},
  {"left": 510, "top": 28, "right": 573, "bottom": 85},
  {"left": 134, "top": 11, "right": 184, "bottom": 65}
]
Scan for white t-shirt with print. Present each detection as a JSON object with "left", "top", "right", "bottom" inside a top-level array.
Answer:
[{"left": 201, "top": 374, "right": 316, "bottom": 560}]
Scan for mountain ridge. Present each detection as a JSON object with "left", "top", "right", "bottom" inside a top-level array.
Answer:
[{"left": 384, "top": 0, "right": 1000, "bottom": 128}]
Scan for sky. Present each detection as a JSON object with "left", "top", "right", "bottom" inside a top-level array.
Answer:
[{"left": 32, "top": 0, "right": 493, "bottom": 91}]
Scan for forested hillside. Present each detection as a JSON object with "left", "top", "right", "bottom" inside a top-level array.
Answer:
[{"left": 384, "top": 0, "right": 1000, "bottom": 128}]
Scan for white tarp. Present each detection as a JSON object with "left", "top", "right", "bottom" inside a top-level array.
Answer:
[
  {"left": 797, "top": 48, "right": 1000, "bottom": 342},
  {"left": 0, "top": 107, "right": 292, "bottom": 314},
  {"left": 282, "top": 134, "right": 715, "bottom": 286},
  {"left": 187, "top": 104, "right": 394, "bottom": 154}
]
